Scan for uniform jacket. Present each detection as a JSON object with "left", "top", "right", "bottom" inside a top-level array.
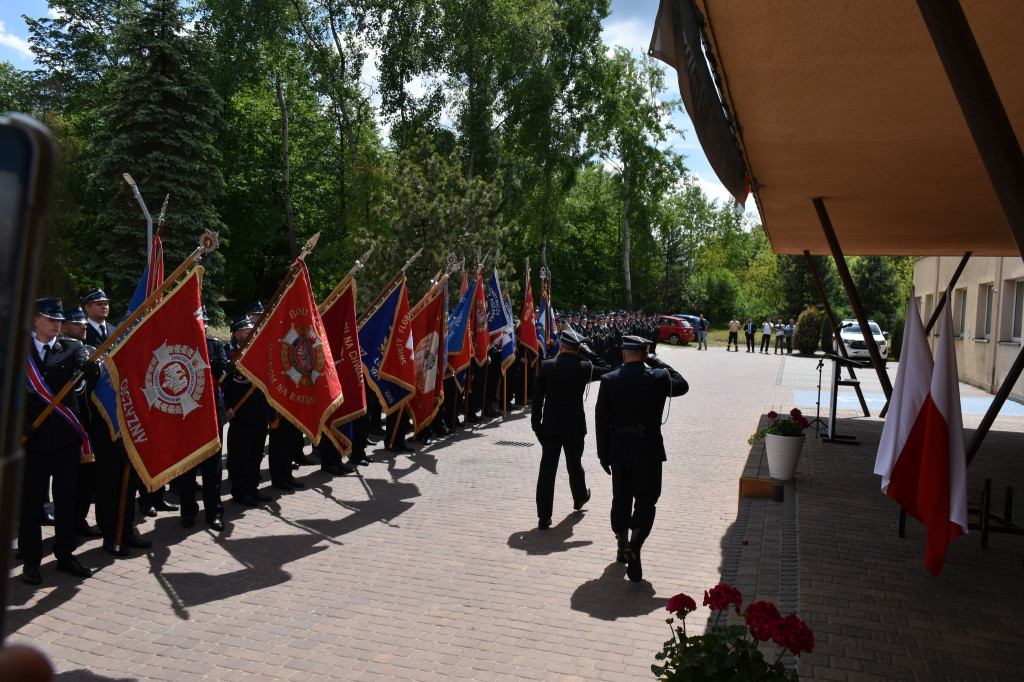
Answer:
[
  {"left": 207, "top": 335, "right": 230, "bottom": 427},
  {"left": 594, "top": 358, "right": 688, "bottom": 464},
  {"left": 25, "top": 337, "right": 89, "bottom": 452},
  {"left": 532, "top": 352, "right": 611, "bottom": 437},
  {"left": 85, "top": 320, "right": 112, "bottom": 348}
]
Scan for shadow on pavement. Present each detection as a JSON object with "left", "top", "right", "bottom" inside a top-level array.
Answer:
[
  {"left": 56, "top": 670, "right": 137, "bottom": 681},
  {"left": 569, "top": 562, "right": 669, "bottom": 620},
  {"left": 507, "top": 512, "right": 591, "bottom": 555}
]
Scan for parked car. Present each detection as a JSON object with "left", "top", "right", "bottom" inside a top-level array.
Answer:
[
  {"left": 673, "top": 314, "right": 709, "bottom": 332},
  {"left": 659, "top": 316, "right": 695, "bottom": 345},
  {"left": 833, "top": 319, "right": 889, "bottom": 359}
]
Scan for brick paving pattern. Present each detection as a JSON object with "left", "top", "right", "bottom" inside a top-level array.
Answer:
[{"left": 5, "top": 346, "right": 1023, "bottom": 680}]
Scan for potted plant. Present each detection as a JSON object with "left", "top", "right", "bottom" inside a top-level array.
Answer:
[
  {"left": 653, "top": 583, "right": 814, "bottom": 681},
  {"left": 748, "top": 409, "right": 810, "bottom": 480}
]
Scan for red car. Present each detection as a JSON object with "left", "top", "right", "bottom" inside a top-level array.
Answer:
[{"left": 659, "top": 316, "right": 694, "bottom": 345}]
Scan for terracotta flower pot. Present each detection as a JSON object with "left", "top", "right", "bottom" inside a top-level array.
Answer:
[{"left": 764, "top": 433, "right": 804, "bottom": 480}]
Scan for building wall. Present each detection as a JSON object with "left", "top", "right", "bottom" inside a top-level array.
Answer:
[{"left": 913, "top": 256, "right": 1024, "bottom": 403}]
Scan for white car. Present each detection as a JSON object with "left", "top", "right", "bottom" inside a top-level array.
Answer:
[{"left": 834, "top": 319, "right": 889, "bottom": 359}]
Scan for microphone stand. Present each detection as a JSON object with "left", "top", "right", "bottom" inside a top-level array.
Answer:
[{"left": 808, "top": 356, "right": 828, "bottom": 437}]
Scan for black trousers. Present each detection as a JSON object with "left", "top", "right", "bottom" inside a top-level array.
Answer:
[
  {"left": 74, "top": 459, "right": 96, "bottom": 527},
  {"left": 728, "top": 331, "right": 739, "bottom": 348},
  {"left": 385, "top": 409, "right": 409, "bottom": 447},
  {"left": 536, "top": 433, "right": 588, "bottom": 521},
  {"left": 610, "top": 457, "right": 663, "bottom": 551},
  {"left": 227, "top": 421, "right": 268, "bottom": 500},
  {"left": 745, "top": 332, "right": 756, "bottom": 351},
  {"left": 268, "top": 419, "right": 303, "bottom": 484},
  {"left": 760, "top": 333, "right": 771, "bottom": 352},
  {"left": 19, "top": 445, "right": 80, "bottom": 567},
  {"left": 175, "top": 449, "right": 223, "bottom": 521},
  {"left": 94, "top": 439, "right": 138, "bottom": 544}
]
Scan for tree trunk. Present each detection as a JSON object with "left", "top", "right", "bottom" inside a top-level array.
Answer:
[
  {"left": 539, "top": 166, "right": 552, "bottom": 270},
  {"left": 276, "top": 75, "right": 297, "bottom": 259},
  {"left": 622, "top": 170, "right": 633, "bottom": 309}
]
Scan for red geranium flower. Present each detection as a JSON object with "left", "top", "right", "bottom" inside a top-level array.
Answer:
[
  {"left": 667, "top": 593, "right": 697, "bottom": 615},
  {"left": 772, "top": 614, "right": 815, "bottom": 657},
  {"left": 766, "top": 411, "right": 778, "bottom": 420},
  {"left": 789, "top": 408, "right": 802, "bottom": 418},
  {"left": 703, "top": 583, "right": 743, "bottom": 614},
  {"left": 744, "top": 601, "right": 781, "bottom": 642}
]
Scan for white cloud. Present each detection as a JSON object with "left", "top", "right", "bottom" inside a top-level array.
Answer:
[
  {"left": 0, "top": 21, "right": 33, "bottom": 59},
  {"left": 602, "top": 17, "right": 651, "bottom": 56},
  {"left": 692, "top": 171, "right": 762, "bottom": 222}
]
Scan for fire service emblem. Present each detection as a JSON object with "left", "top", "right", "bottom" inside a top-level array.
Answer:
[
  {"left": 279, "top": 324, "right": 326, "bottom": 387},
  {"left": 142, "top": 342, "right": 209, "bottom": 417}
]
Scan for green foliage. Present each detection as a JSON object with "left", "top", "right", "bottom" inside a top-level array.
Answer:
[
  {"left": 653, "top": 623, "right": 795, "bottom": 681},
  {"left": 793, "top": 306, "right": 821, "bottom": 355},
  {"left": 88, "top": 0, "right": 226, "bottom": 308},
  {"left": 0, "top": 61, "right": 35, "bottom": 112}
]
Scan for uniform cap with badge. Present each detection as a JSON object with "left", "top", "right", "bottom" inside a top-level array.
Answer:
[
  {"left": 621, "top": 335, "right": 650, "bottom": 351},
  {"left": 81, "top": 288, "right": 109, "bottom": 305},
  {"left": 230, "top": 316, "right": 255, "bottom": 332},
  {"left": 35, "top": 297, "right": 66, "bottom": 320}
]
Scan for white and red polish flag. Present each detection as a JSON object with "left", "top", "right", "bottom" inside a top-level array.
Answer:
[{"left": 875, "top": 292, "right": 968, "bottom": 575}]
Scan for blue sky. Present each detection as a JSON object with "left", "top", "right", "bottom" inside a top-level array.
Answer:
[{"left": 1, "top": 0, "right": 757, "bottom": 219}]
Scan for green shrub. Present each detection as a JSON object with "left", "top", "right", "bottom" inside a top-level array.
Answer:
[{"left": 794, "top": 307, "right": 822, "bottom": 355}]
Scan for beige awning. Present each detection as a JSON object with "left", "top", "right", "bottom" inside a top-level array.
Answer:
[{"left": 654, "top": 0, "right": 1024, "bottom": 256}]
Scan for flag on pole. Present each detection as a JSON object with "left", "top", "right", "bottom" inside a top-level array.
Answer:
[
  {"left": 379, "top": 279, "right": 416, "bottom": 397},
  {"left": 518, "top": 275, "right": 538, "bottom": 362},
  {"left": 235, "top": 260, "right": 345, "bottom": 445},
  {"left": 446, "top": 285, "right": 474, "bottom": 389},
  {"left": 320, "top": 280, "right": 367, "bottom": 455},
  {"left": 472, "top": 270, "right": 488, "bottom": 365},
  {"left": 102, "top": 267, "right": 220, "bottom": 491},
  {"left": 92, "top": 235, "right": 166, "bottom": 440},
  {"left": 500, "top": 291, "right": 516, "bottom": 374},
  {"left": 486, "top": 269, "right": 512, "bottom": 343},
  {"left": 875, "top": 294, "right": 968, "bottom": 575},
  {"left": 359, "top": 279, "right": 414, "bottom": 413},
  {"left": 409, "top": 282, "right": 447, "bottom": 432},
  {"left": 460, "top": 268, "right": 468, "bottom": 297}
]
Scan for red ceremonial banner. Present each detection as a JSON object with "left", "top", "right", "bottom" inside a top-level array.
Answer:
[
  {"left": 518, "top": 276, "right": 538, "bottom": 359},
  {"left": 378, "top": 279, "right": 416, "bottom": 398},
  {"left": 409, "top": 286, "right": 447, "bottom": 433},
  {"left": 103, "top": 267, "right": 220, "bottom": 492},
  {"left": 321, "top": 280, "right": 367, "bottom": 454},
  {"left": 472, "top": 271, "right": 488, "bottom": 365},
  {"left": 236, "top": 261, "right": 345, "bottom": 445}
]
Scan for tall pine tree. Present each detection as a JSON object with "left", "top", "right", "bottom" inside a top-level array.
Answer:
[{"left": 89, "top": 0, "right": 225, "bottom": 306}]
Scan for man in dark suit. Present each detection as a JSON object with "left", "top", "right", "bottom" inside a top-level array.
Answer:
[
  {"left": 594, "top": 335, "right": 688, "bottom": 582},
  {"left": 224, "top": 317, "right": 273, "bottom": 506},
  {"left": 176, "top": 306, "right": 227, "bottom": 530},
  {"left": 82, "top": 288, "right": 112, "bottom": 347},
  {"left": 531, "top": 329, "right": 611, "bottom": 529},
  {"left": 20, "top": 298, "right": 97, "bottom": 585}
]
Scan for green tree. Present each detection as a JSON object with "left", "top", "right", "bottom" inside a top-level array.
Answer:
[{"left": 88, "top": 0, "right": 226, "bottom": 305}]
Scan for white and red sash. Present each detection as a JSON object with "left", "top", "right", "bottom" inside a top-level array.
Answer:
[{"left": 26, "top": 354, "right": 93, "bottom": 460}]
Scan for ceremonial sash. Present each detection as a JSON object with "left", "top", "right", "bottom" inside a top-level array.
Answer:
[{"left": 26, "top": 355, "right": 94, "bottom": 462}]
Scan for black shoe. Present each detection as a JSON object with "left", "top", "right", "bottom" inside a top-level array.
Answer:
[
  {"left": 321, "top": 464, "right": 352, "bottom": 476},
  {"left": 253, "top": 491, "right": 272, "bottom": 502},
  {"left": 294, "top": 455, "right": 317, "bottom": 466},
  {"left": 139, "top": 504, "right": 157, "bottom": 518},
  {"left": 271, "top": 481, "right": 294, "bottom": 492},
  {"left": 208, "top": 516, "right": 224, "bottom": 532},
  {"left": 288, "top": 479, "right": 306, "bottom": 489},
  {"left": 290, "top": 462, "right": 300, "bottom": 470},
  {"left": 538, "top": 518, "right": 552, "bottom": 530},
  {"left": 625, "top": 546, "right": 642, "bottom": 582},
  {"left": 41, "top": 512, "right": 55, "bottom": 526},
  {"left": 103, "top": 543, "right": 131, "bottom": 557},
  {"left": 233, "top": 495, "right": 260, "bottom": 507},
  {"left": 337, "top": 461, "right": 358, "bottom": 473},
  {"left": 370, "top": 427, "right": 386, "bottom": 437},
  {"left": 354, "top": 456, "right": 373, "bottom": 466},
  {"left": 22, "top": 566, "right": 41, "bottom": 585},
  {"left": 615, "top": 532, "right": 629, "bottom": 563},
  {"left": 75, "top": 523, "right": 103, "bottom": 538},
  {"left": 365, "top": 437, "right": 379, "bottom": 445},
  {"left": 154, "top": 500, "right": 179, "bottom": 512},
  {"left": 56, "top": 557, "right": 93, "bottom": 578},
  {"left": 181, "top": 516, "right": 196, "bottom": 528},
  {"left": 124, "top": 534, "right": 152, "bottom": 549},
  {"left": 389, "top": 443, "right": 414, "bottom": 453},
  {"left": 573, "top": 488, "right": 592, "bottom": 511}
]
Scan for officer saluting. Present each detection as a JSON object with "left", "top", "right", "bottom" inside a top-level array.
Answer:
[
  {"left": 594, "top": 335, "right": 688, "bottom": 582},
  {"left": 531, "top": 329, "right": 611, "bottom": 529}
]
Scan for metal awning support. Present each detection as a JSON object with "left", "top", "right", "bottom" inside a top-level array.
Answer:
[
  {"left": 814, "top": 198, "right": 894, "bottom": 402},
  {"left": 804, "top": 250, "right": 870, "bottom": 417}
]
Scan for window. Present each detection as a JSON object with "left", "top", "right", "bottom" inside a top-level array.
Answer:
[
  {"left": 1013, "top": 280, "right": 1024, "bottom": 342},
  {"left": 924, "top": 294, "right": 934, "bottom": 326},
  {"left": 984, "top": 285, "right": 995, "bottom": 339},
  {"left": 954, "top": 288, "right": 966, "bottom": 336}
]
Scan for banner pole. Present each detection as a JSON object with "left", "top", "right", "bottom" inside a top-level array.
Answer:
[
  {"left": 357, "top": 247, "right": 423, "bottom": 326},
  {"left": 113, "top": 461, "right": 131, "bottom": 551},
  {"left": 321, "top": 244, "right": 374, "bottom": 312}
]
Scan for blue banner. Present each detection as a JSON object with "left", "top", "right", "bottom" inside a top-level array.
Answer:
[
  {"left": 446, "top": 286, "right": 474, "bottom": 358},
  {"left": 486, "top": 269, "right": 512, "bottom": 341},
  {"left": 358, "top": 281, "right": 412, "bottom": 413}
]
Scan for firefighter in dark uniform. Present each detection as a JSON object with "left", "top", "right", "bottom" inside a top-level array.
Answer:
[
  {"left": 175, "top": 306, "right": 226, "bottom": 530},
  {"left": 531, "top": 329, "right": 612, "bottom": 528},
  {"left": 224, "top": 317, "right": 274, "bottom": 506},
  {"left": 20, "top": 298, "right": 96, "bottom": 585},
  {"left": 594, "top": 335, "right": 688, "bottom": 582}
]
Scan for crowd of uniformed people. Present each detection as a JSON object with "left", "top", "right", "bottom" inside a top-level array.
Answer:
[{"left": 20, "top": 291, "right": 686, "bottom": 587}]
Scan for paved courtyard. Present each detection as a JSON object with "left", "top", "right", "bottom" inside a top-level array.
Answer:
[{"left": 5, "top": 344, "right": 1024, "bottom": 680}]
